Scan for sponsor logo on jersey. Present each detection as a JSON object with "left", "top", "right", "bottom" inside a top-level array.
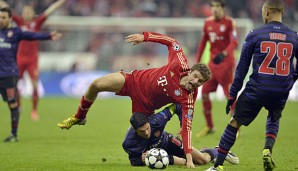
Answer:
[
  {"left": 220, "top": 24, "right": 226, "bottom": 32},
  {"left": 172, "top": 43, "right": 181, "bottom": 51},
  {"left": 174, "top": 89, "right": 181, "bottom": 96},
  {"left": 7, "top": 31, "right": 13, "bottom": 38}
]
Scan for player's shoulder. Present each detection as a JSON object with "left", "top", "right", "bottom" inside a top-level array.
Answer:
[
  {"left": 205, "top": 16, "right": 215, "bottom": 22},
  {"left": 9, "top": 27, "right": 21, "bottom": 33}
]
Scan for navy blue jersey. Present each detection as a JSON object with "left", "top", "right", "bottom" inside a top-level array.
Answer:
[
  {"left": 122, "top": 106, "right": 181, "bottom": 166},
  {"left": 0, "top": 27, "right": 51, "bottom": 77},
  {"left": 230, "top": 21, "right": 298, "bottom": 98}
]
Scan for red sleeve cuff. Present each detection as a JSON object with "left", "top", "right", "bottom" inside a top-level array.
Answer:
[
  {"left": 143, "top": 32, "right": 149, "bottom": 41},
  {"left": 184, "top": 148, "right": 192, "bottom": 155}
]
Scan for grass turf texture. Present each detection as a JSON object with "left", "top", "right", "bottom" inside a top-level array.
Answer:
[{"left": 0, "top": 97, "right": 297, "bottom": 171}]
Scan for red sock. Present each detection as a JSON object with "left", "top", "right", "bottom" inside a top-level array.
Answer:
[
  {"left": 32, "top": 89, "right": 38, "bottom": 111},
  {"left": 75, "top": 96, "right": 94, "bottom": 119},
  {"left": 203, "top": 100, "right": 213, "bottom": 128}
]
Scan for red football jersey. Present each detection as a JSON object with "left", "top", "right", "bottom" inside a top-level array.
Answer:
[
  {"left": 13, "top": 15, "right": 47, "bottom": 63},
  {"left": 118, "top": 32, "right": 197, "bottom": 154},
  {"left": 196, "top": 16, "right": 238, "bottom": 67}
]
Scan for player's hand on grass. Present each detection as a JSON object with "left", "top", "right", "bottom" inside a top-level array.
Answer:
[
  {"left": 185, "top": 154, "right": 195, "bottom": 168},
  {"left": 213, "top": 53, "right": 226, "bottom": 64},
  {"left": 226, "top": 96, "right": 236, "bottom": 114},
  {"left": 125, "top": 34, "right": 144, "bottom": 45},
  {"left": 51, "top": 31, "right": 62, "bottom": 41}
]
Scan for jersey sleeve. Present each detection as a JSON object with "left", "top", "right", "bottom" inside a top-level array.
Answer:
[
  {"left": 12, "top": 15, "right": 23, "bottom": 26},
  {"left": 196, "top": 22, "right": 208, "bottom": 63},
  {"left": 180, "top": 90, "right": 197, "bottom": 154},
  {"left": 19, "top": 30, "right": 51, "bottom": 41},
  {"left": 122, "top": 128, "right": 145, "bottom": 166},
  {"left": 148, "top": 107, "right": 174, "bottom": 130},
  {"left": 35, "top": 14, "right": 48, "bottom": 27},
  {"left": 224, "top": 19, "right": 238, "bottom": 55},
  {"left": 143, "top": 32, "right": 184, "bottom": 63},
  {"left": 229, "top": 30, "right": 255, "bottom": 98}
]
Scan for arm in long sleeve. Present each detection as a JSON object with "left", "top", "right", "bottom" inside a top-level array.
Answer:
[
  {"left": 229, "top": 31, "right": 255, "bottom": 98},
  {"left": 196, "top": 24, "right": 208, "bottom": 63},
  {"left": 180, "top": 91, "right": 197, "bottom": 155},
  {"left": 223, "top": 19, "right": 238, "bottom": 55},
  {"left": 143, "top": 32, "right": 176, "bottom": 47},
  {"left": 20, "top": 31, "right": 52, "bottom": 41}
]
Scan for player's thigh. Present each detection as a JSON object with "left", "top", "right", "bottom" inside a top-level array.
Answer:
[
  {"left": 233, "top": 92, "right": 262, "bottom": 126},
  {"left": 264, "top": 93, "right": 288, "bottom": 121},
  {"left": 91, "top": 72, "right": 125, "bottom": 92},
  {"left": 18, "top": 63, "right": 27, "bottom": 78},
  {"left": 0, "top": 77, "right": 18, "bottom": 102},
  {"left": 164, "top": 134, "right": 184, "bottom": 158},
  {"left": 202, "top": 76, "right": 218, "bottom": 94},
  {"left": 217, "top": 68, "right": 234, "bottom": 96}
]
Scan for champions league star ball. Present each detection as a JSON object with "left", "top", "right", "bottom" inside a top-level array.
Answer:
[{"left": 145, "top": 148, "right": 169, "bottom": 169}]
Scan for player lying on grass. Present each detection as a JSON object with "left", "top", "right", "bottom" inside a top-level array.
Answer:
[
  {"left": 57, "top": 32, "right": 212, "bottom": 168},
  {"left": 123, "top": 104, "right": 239, "bottom": 167}
]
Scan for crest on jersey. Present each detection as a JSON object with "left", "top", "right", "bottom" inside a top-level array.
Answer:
[
  {"left": 220, "top": 24, "right": 226, "bottom": 32},
  {"left": 172, "top": 43, "right": 181, "bottom": 51},
  {"left": 7, "top": 31, "right": 13, "bottom": 38},
  {"left": 174, "top": 89, "right": 181, "bottom": 96}
]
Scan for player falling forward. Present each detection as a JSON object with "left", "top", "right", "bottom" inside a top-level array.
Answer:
[
  {"left": 205, "top": 0, "right": 298, "bottom": 171},
  {"left": 58, "top": 32, "right": 212, "bottom": 168}
]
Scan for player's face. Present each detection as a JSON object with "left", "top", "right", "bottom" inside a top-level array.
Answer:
[
  {"left": 210, "top": 2, "right": 224, "bottom": 20},
  {"left": 22, "top": 6, "right": 35, "bottom": 21},
  {"left": 184, "top": 70, "right": 206, "bottom": 92},
  {"left": 0, "top": 12, "right": 11, "bottom": 29},
  {"left": 136, "top": 123, "right": 151, "bottom": 139}
]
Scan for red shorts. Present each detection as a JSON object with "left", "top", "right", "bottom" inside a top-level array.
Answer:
[
  {"left": 116, "top": 71, "right": 153, "bottom": 115},
  {"left": 18, "top": 59, "right": 39, "bottom": 80},
  {"left": 202, "top": 63, "right": 235, "bottom": 96}
]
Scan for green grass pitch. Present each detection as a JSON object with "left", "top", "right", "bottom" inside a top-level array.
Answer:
[{"left": 0, "top": 97, "right": 297, "bottom": 171}]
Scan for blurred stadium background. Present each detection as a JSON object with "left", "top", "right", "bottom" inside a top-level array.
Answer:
[{"left": 8, "top": 0, "right": 298, "bottom": 100}]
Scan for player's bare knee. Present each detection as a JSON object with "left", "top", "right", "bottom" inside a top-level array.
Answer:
[
  {"left": 229, "top": 118, "right": 241, "bottom": 128},
  {"left": 8, "top": 98, "right": 18, "bottom": 109}
]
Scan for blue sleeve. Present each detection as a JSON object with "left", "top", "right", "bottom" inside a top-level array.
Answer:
[
  {"left": 294, "top": 34, "right": 298, "bottom": 79},
  {"left": 122, "top": 128, "right": 145, "bottom": 166},
  {"left": 148, "top": 107, "right": 173, "bottom": 130},
  {"left": 229, "top": 30, "right": 255, "bottom": 98},
  {"left": 20, "top": 31, "right": 51, "bottom": 41}
]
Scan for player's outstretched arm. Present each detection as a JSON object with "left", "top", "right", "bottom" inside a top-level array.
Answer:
[
  {"left": 43, "top": 0, "right": 66, "bottom": 17},
  {"left": 125, "top": 34, "right": 144, "bottom": 45}
]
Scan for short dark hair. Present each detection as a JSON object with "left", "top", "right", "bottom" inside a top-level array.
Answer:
[
  {"left": 0, "top": 7, "right": 12, "bottom": 18},
  {"left": 191, "top": 63, "right": 212, "bottom": 82},
  {"left": 130, "top": 112, "right": 148, "bottom": 130},
  {"left": 264, "top": 0, "right": 284, "bottom": 13},
  {"left": 209, "top": 0, "right": 225, "bottom": 7}
]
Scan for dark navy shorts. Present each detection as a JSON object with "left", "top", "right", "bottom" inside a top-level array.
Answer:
[
  {"left": 233, "top": 88, "right": 288, "bottom": 126},
  {"left": 0, "top": 76, "right": 18, "bottom": 102},
  {"left": 164, "top": 133, "right": 185, "bottom": 158}
]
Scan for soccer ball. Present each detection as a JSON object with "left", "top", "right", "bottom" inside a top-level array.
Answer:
[{"left": 145, "top": 148, "right": 169, "bottom": 169}]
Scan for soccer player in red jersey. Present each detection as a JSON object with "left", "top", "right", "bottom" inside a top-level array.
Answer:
[
  {"left": 196, "top": 0, "right": 238, "bottom": 138},
  {"left": 0, "top": 0, "right": 66, "bottom": 120},
  {"left": 58, "top": 32, "right": 212, "bottom": 168}
]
